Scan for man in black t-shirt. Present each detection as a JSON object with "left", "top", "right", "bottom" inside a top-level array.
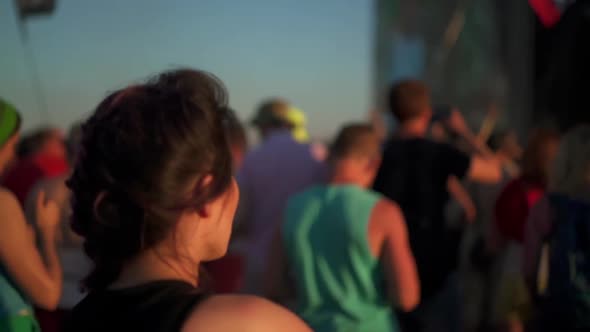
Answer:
[{"left": 373, "top": 80, "right": 501, "bottom": 332}]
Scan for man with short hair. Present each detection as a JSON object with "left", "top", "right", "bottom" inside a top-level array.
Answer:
[
  {"left": 267, "top": 124, "right": 419, "bottom": 332},
  {"left": 373, "top": 80, "right": 501, "bottom": 332}
]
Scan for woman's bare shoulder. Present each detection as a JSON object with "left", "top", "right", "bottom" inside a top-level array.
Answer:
[{"left": 182, "top": 294, "right": 311, "bottom": 332}]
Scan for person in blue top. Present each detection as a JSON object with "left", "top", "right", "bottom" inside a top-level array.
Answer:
[
  {"left": 0, "top": 99, "right": 62, "bottom": 332},
  {"left": 266, "top": 123, "right": 420, "bottom": 332},
  {"left": 524, "top": 124, "right": 590, "bottom": 332}
]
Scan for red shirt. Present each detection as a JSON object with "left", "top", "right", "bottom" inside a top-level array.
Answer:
[
  {"left": 495, "top": 177, "right": 545, "bottom": 243},
  {"left": 2, "top": 154, "right": 69, "bottom": 204}
]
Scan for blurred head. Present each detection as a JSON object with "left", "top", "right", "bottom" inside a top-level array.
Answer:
[
  {"left": 67, "top": 69, "right": 238, "bottom": 290},
  {"left": 488, "top": 129, "right": 523, "bottom": 160},
  {"left": 330, "top": 123, "right": 381, "bottom": 188},
  {"left": 550, "top": 125, "right": 590, "bottom": 201},
  {"left": 222, "top": 107, "right": 247, "bottom": 171},
  {"left": 388, "top": 80, "right": 432, "bottom": 132},
  {"left": 17, "top": 127, "right": 66, "bottom": 160},
  {"left": 251, "top": 98, "right": 293, "bottom": 139},
  {"left": 521, "top": 128, "right": 560, "bottom": 186},
  {"left": 0, "top": 99, "right": 21, "bottom": 174}
]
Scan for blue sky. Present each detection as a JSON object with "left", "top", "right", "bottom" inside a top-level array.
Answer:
[{"left": 0, "top": 0, "right": 373, "bottom": 139}]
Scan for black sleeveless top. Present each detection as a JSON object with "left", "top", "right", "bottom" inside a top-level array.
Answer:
[{"left": 63, "top": 280, "right": 209, "bottom": 332}]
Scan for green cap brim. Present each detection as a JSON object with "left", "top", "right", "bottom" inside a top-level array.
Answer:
[{"left": 0, "top": 100, "right": 20, "bottom": 146}]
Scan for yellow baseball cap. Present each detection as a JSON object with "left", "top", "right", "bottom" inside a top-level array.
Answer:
[{"left": 285, "top": 107, "right": 310, "bottom": 143}]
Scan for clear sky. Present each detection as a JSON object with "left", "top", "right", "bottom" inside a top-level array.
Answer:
[{"left": 0, "top": 0, "right": 373, "bottom": 140}]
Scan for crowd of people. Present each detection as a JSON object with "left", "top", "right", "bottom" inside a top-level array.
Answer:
[{"left": 0, "top": 69, "right": 589, "bottom": 332}]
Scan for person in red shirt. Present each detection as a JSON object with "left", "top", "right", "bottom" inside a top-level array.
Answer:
[
  {"left": 495, "top": 129, "right": 560, "bottom": 243},
  {"left": 492, "top": 128, "right": 560, "bottom": 330},
  {"left": 1, "top": 127, "right": 69, "bottom": 332},
  {"left": 2, "top": 127, "right": 68, "bottom": 205}
]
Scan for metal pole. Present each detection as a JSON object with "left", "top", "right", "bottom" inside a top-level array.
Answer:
[{"left": 13, "top": 2, "right": 50, "bottom": 122}]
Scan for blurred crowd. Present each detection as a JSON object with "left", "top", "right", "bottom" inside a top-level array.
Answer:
[{"left": 0, "top": 71, "right": 589, "bottom": 332}]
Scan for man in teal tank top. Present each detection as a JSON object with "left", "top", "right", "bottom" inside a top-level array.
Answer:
[{"left": 266, "top": 124, "right": 420, "bottom": 332}]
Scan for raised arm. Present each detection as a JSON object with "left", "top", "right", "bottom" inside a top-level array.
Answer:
[
  {"left": 433, "top": 134, "right": 501, "bottom": 185},
  {"left": 444, "top": 108, "right": 495, "bottom": 158},
  {"left": 467, "top": 156, "right": 502, "bottom": 184},
  {"left": 447, "top": 176, "right": 476, "bottom": 223},
  {"left": 0, "top": 189, "right": 62, "bottom": 310}
]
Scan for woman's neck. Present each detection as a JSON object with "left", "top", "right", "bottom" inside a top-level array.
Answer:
[{"left": 111, "top": 248, "right": 199, "bottom": 289}]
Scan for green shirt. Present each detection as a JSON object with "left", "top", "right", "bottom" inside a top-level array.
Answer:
[
  {"left": 284, "top": 185, "right": 399, "bottom": 332},
  {"left": 0, "top": 268, "right": 33, "bottom": 319}
]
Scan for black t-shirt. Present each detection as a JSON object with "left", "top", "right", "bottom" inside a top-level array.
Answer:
[
  {"left": 373, "top": 138, "right": 470, "bottom": 299},
  {"left": 63, "top": 280, "right": 208, "bottom": 332}
]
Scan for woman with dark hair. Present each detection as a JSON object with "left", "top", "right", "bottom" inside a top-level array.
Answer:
[
  {"left": 63, "top": 69, "right": 310, "bottom": 332},
  {"left": 0, "top": 99, "right": 62, "bottom": 332},
  {"left": 495, "top": 129, "right": 560, "bottom": 243},
  {"left": 492, "top": 128, "right": 560, "bottom": 330}
]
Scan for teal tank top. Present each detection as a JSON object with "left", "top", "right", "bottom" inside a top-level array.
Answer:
[
  {"left": 0, "top": 266, "right": 33, "bottom": 319},
  {"left": 283, "top": 185, "right": 399, "bottom": 332}
]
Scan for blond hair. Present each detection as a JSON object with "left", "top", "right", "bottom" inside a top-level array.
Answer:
[{"left": 549, "top": 125, "right": 590, "bottom": 201}]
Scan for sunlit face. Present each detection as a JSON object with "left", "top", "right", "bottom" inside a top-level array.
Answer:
[
  {"left": 0, "top": 133, "right": 20, "bottom": 175},
  {"left": 176, "top": 177, "right": 240, "bottom": 264}
]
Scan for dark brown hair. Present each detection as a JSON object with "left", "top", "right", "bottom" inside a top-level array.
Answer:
[
  {"left": 16, "top": 127, "right": 61, "bottom": 159},
  {"left": 521, "top": 128, "right": 560, "bottom": 186},
  {"left": 388, "top": 80, "right": 431, "bottom": 122},
  {"left": 67, "top": 69, "right": 233, "bottom": 291},
  {"left": 330, "top": 123, "right": 379, "bottom": 161}
]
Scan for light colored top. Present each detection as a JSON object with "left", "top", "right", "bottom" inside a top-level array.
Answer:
[
  {"left": 235, "top": 130, "right": 327, "bottom": 294},
  {"left": 283, "top": 185, "right": 398, "bottom": 332}
]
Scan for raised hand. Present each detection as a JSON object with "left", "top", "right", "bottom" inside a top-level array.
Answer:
[{"left": 36, "top": 190, "right": 60, "bottom": 239}]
